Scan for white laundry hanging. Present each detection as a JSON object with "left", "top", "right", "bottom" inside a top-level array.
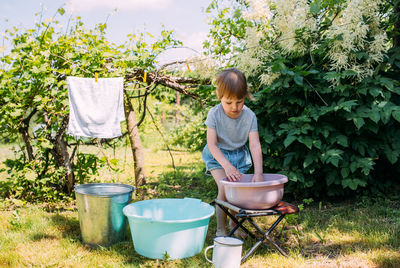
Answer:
[{"left": 66, "top": 76, "right": 125, "bottom": 138}]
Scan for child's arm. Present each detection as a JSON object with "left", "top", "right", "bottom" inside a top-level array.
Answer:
[
  {"left": 207, "top": 127, "right": 242, "bottom": 181},
  {"left": 249, "top": 131, "right": 264, "bottom": 182}
]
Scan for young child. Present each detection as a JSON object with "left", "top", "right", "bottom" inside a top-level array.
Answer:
[{"left": 202, "top": 68, "right": 264, "bottom": 237}]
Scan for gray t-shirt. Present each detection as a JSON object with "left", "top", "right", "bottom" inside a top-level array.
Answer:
[{"left": 205, "top": 103, "right": 258, "bottom": 150}]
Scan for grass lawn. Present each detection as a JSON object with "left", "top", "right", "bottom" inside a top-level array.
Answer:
[{"left": 0, "top": 139, "right": 399, "bottom": 267}]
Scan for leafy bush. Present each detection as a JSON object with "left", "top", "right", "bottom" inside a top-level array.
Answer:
[
  {"left": 3, "top": 152, "right": 70, "bottom": 202},
  {"left": 205, "top": 0, "right": 400, "bottom": 197},
  {"left": 2, "top": 148, "right": 105, "bottom": 202},
  {"left": 166, "top": 84, "right": 218, "bottom": 152},
  {"left": 168, "top": 109, "right": 207, "bottom": 152},
  {"left": 249, "top": 54, "right": 400, "bottom": 197}
]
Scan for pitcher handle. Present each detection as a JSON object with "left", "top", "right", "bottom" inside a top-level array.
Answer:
[{"left": 204, "top": 245, "right": 214, "bottom": 263}]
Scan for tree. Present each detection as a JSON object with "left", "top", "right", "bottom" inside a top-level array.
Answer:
[{"left": 0, "top": 9, "right": 205, "bottom": 201}]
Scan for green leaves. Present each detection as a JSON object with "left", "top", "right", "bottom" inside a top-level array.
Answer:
[
  {"left": 392, "top": 109, "right": 400, "bottom": 123},
  {"left": 249, "top": 59, "right": 400, "bottom": 197},
  {"left": 9, "top": 109, "right": 24, "bottom": 117},
  {"left": 310, "top": 0, "right": 322, "bottom": 15},
  {"left": 342, "top": 178, "right": 367, "bottom": 190},
  {"left": 0, "top": 10, "right": 183, "bottom": 202},
  {"left": 379, "top": 77, "right": 394, "bottom": 91},
  {"left": 384, "top": 145, "right": 399, "bottom": 164},
  {"left": 321, "top": 149, "right": 343, "bottom": 167},
  {"left": 205, "top": 1, "right": 253, "bottom": 57},
  {"left": 294, "top": 75, "right": 303, "bottom": 86},
  {"left": 353, "top": 117, "right": 365, "bottom": 129},
  {"left": 222, "top": 0, "right": 400, "bottom": 195},
  {"left": 284, "top": 135, "right": 297, "bottom": 147},
  {"left": 335, "top": 135, "right": 348, "bottom": 147},
  {"left": 57, "top": 8, "right": 65, "bottom": 16}
]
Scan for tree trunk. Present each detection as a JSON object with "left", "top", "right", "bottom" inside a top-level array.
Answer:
[
  {"left": 125, "top": 99, "right": 147, "bottom": 199},
  {"left": 20, "top": 109, "right": 37, "bottom": 162},
  {"left": 50, "top": 116, "right": 74, "bottom": 193},
  {"left": 56, "top": 135, "right": 75, "bottom": 193},
  {"left": 20, "top": 127, "right": 34, "bottom": 161}
]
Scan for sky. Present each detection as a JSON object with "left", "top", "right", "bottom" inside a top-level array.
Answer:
[{"left": 0, "top": 0, "right": 212, "bottom": 65}]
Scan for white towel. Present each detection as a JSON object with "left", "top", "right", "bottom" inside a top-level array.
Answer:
[{"left": 67, "top": 76, "right": 125, "bottom": 138}]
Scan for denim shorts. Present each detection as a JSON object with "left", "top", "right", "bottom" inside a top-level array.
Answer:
[{"left": 202, "top": 144, "right": 252, "bottom": 175}]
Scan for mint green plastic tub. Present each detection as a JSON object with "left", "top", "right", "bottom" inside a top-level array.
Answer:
[{"left": 123, "top": 198, "right": 215, "bottom": 259}]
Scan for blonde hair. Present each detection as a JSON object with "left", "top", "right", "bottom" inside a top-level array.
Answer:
[{"left": 216, "top": 68, "right": 253, "bottom": 100}]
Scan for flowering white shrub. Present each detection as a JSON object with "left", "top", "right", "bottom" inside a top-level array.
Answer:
[
  {"left": 190, "top": 54, "right": 218, "bottom": 81},
  {"left": 205, "top": 0, "right": 400, "bottom": 197},
  {"left": 243, "top": 0, "right": 272, "bottom": 22},
  {"left": 235, "top": 0, "right": 389, "bottom": 85}
]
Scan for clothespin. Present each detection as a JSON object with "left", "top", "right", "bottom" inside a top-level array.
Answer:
[
  {"left": 143, "top": 71, "right": 147, "bottom": 83},
  {"left": 186, "top": 61, "right": 191, "bottom": 72},
  {"left": 95, "top": 72, "right": 99, "bottom": 83}
]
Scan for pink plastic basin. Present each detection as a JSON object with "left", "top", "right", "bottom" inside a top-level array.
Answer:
[{"left": 221, "top": 173, "right": 288, "bottom": 209}]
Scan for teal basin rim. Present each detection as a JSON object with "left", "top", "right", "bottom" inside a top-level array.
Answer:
[{"left": 123, "top": 198, "right": 215, "bottom": 223}]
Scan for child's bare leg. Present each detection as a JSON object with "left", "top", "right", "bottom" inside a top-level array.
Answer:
[
  {"left": 210, "top": 169, "right": 228, "bottom": 236},
  {"left": 229, "top": 213, "right": 248, "bottom": 239}
]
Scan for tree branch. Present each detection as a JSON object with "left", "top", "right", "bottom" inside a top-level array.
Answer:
[{"left": 124, "top": 68, "right": 210, "bottom": 101}]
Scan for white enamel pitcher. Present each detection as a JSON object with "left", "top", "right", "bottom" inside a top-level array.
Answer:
[{"left": 204, "top": 236, "right": 243, "bottom": 268}]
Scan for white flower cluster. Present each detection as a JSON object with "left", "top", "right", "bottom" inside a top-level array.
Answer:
[
  {"left": 274, "top": 0, "right": 317, "bottom": 55},
  {"left": 237, "top": 27, "right": 264, "bottom": 76},
  {"left": 190, "top": 55, "right": 218, "bottom": 81},
  {"left": 237, "top": 0, "right": 318, "bottom": 86},
  {"left": 237, "top": 49, "right": 263, "bottom": 78},
  {"left": 236, "top": 0, "right": 388, "bottom": 86},
  {"left": 325, "top": 0, "right": 387, "bottom": 80},
  {"left": 259, "top": 68, "right": 280, "bottom": 86},
  {"left": 243, "top": 0, "right": 272, "bottom": 23}
]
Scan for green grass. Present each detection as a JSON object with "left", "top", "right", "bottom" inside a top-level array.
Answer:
[{"left": 0, "top": 140, "right": 399, "bottom": 267}]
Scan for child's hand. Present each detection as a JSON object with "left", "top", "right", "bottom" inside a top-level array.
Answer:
[
  {"left": 251, "top": 173, "right": 264, "bottom": 182},
  {"left": 224, "top": 165, "right": 242, "bottom": 181}
]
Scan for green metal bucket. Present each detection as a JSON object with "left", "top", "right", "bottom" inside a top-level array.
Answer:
[{"left": 75, "top": 183, "right": 135, "bottom": 247}]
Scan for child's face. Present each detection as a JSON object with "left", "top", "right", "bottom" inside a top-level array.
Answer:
[{"left": 220, "top": 96, "right": 244, "bottom": 119}]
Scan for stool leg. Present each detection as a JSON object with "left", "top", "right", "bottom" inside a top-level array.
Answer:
[
  {"left": 248, "top": 215, "right": 289, "bottom": 257},
  {"left": 241, "top": 217, "right": 283, "bottom": 263},
  {"left": 241, "top": 237, "right": 265, "bottom": 263},
  {"left": 216, "top": 204, "right": 256, "bottom": 239},
  {"left": 266, "top": 214, "right": 285, "bottom": 236},
  {"left": 265, "top": 236, "right": 288, "bottom": 257},
  {"left": 227, "top": 218, "right": 255, "bottom": 239}
]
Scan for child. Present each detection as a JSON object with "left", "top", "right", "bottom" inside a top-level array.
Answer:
[{"left": 202, "top": 68, "right": 264, "bottom": 237}]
